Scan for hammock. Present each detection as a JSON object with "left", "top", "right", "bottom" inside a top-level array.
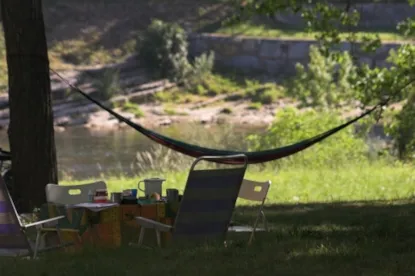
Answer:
[{"left": 53, "top": 71, "right": 382, "bottom": 165}]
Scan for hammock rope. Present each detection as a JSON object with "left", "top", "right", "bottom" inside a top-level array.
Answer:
[{"left": 51, "top": 69, "right": 384, "bottom": 165}]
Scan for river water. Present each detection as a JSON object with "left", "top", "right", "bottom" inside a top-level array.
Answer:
[{"left": 0, "top": 124, "right": 264, "bottom": 180}]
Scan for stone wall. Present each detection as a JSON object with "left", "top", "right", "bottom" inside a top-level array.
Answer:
[{"left": 188, "top": 33, "right": 405, "bottom": 77}]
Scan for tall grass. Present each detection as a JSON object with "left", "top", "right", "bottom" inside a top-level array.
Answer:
[{"left": 63, "top": 161, "right": 415, "bottom": 204}]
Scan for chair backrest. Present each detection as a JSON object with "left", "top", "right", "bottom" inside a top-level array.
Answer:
[
  {"left": 172, "top": 155, "right": 248, "bottom": 243},
  {"left": 0, "top": 176, "right": 31, "bottom": 256},
  {"left": 45, "top": 181, "right": 107, "bottom": 205},
  {"left": 238, "top": 179, "right": 271, "bottom": 202}
]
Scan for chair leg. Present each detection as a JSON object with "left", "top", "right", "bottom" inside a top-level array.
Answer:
[
  {"left": 55, "top": 228, "right": 66, "bottom": 252},
  {"left": 247, "top": 231, "right": 255, "bottom": 246},
  {"left": 33, "top": 229, "right": 42, "bottom": 259},
  {"left": 138, "top": 227, "right": 145, "bottom": 246},
  {"left": 76, "top": 233, "right": 83, "bottom": 245},
  {"left": 261, "top": 211, "right": 269, "bottom": 232},
  {"left": 155, "top": 230, "right": 161, "bottom": 247}
]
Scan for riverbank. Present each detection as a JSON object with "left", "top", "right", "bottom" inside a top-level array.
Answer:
[
  {"left": 0, "top": 65, "right": 375, "bottom": 132},
  {"left": 72, "top": 98, "right": 290, "bottom": 130}
]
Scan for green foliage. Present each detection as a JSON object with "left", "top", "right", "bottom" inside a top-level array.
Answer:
[
  {"left": 247, "top": 107, "right": 369, "bottom": 168},
  {"left": 189, "top": 74, "right": 241, "bottom": 96},
  {"left": 0, "top": 34, "right": 8, "bottom": 91},
  {"left": 121, "top": 101, "right": 144, "bottom": 118},
  {"left": 93, "top": 68, "right": 120, "bottom": 101},
  {"left": 244, "top": 82, "right": 283, "bottom": 104},
  {"left": 137, "top": 19, "right": 190, "bottom": 81},
  {"left": 232, "top": 0, "right": 415, "bottom": 162},
  {"left": 247, "top": 102, "right": 262, "bottom": 110},
  {"left": 289, "top": 45, "right": 357, "bottom": 107},
  {"left": 183, "top": 51, "right": 215, "bottom": 89},
  {"left": 137, "top": 20, "right": 215, "bottom": 86},
  {"left": 386, "top": 95, "right": 415, "bottom": 160}
]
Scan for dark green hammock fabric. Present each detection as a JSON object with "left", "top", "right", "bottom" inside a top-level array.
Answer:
[{"left": 53, "top": 70, "right": 382, "bottom": 165}]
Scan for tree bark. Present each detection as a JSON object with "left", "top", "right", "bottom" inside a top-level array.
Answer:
[{"left": 1, "top": 0, "right": 58, "bottom": 212}]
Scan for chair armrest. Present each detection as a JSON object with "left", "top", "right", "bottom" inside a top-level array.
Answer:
[
  {"left": 23, "top": 215, "right": 66, "bottom": 229},
  {"left": 135, "top": 216, "right": 172, "bottom": 232}
]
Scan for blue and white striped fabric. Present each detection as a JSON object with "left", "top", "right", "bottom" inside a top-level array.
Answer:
[
  {"left": 173, "top": 167, "right": 246, "bottom": 241},
  {"left": 0, "top": 176, "right": 30, "bottom": 255}
]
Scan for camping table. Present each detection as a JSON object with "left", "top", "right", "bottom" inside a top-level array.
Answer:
[
  {"left": 67, "top": 203, "right": 121, "bottom": 247},
  {"left": 39, "top": 202, "right": 121, "bottom": 249},
  {"left": 40, "top": 201, "right": 179, "bottom": 248}
]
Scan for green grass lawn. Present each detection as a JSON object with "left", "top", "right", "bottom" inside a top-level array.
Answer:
[
  {"left": 1, "top": 162, "right": 415, "bottom": 275},
  {"left": 63, "top": 162, "right": 415, "bottom": 204},
  {"left": 216, "top": 22, "right": 408, "bottom": 42}
]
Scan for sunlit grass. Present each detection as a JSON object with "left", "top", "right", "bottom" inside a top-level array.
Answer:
[
  {"left": 217, "top": 22, "right": 408, "bottom": 42},
  {"left": 62, "top": 161, "right": 415, "bottom": 204}
]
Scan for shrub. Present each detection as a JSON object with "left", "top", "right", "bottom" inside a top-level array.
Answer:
[
  {"left": 246, "top": 85, "right": 281, "bottom": 104},
  {"left": 247, "top": 107, "right": 370, "bottom": 168},
  {"left": 121, "top": 101, "right": 144, "bottom": 118},
  {"left": 184, "top": 51, "right": 215, "bottom": 89},
  {"left": 288, "top": 45, "right": 357, "bottom": 107},
  {"left": 386, "top": 94, "right": 415, "bottom": 160},
  {"left": 93, "top": 68, "right": 120, "bottom": 101},
  {"left": 137, "top": 19, "right": 191, "bottom": 81},
  {"left": 247, "top": 102, "right": 262, "bottom": 110},
  {"left": 137, "top": 20, "right": 214, "bottom": 86}
]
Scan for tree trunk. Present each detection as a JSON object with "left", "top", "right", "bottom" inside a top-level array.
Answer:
[{"left": 1, "top": 0, "right": 58, "bottom": 213}]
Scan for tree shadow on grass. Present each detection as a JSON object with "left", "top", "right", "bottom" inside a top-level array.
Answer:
[{"left": 2, "top": 200, "right": 415, "bottom": 276}]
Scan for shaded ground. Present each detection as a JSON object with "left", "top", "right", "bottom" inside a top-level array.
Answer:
[{"left": 2, "top": 200, "right": 415, "bottom": 275}]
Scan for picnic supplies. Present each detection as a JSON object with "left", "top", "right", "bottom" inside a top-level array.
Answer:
[{"left": 138, "top": 178, "right": 165, "bottom": 198}]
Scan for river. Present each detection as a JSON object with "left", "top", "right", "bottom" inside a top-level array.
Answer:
[{"left": 0, "top": 124, "right": 264, "bottom": 180}]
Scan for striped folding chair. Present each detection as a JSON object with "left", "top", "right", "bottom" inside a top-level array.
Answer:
[
  {"left": 0, "top": 176, "right": 66, "bottom": 259},
  {"left": 131, "top": 154, "right": 248, "bottom": 247}
]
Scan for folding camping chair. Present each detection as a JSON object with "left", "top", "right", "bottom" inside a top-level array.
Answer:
[
  {"left": 44, "top": 181, "right": 108, "bottom": 245},
  {"left": 45, "top": 181, "right": 107, "bottom": 205},
  {"left": 0, "top": 176, "right": 67, "bottom": 259},
  {"left": 228, "top": 179, "right": 271, "bottom": 245},
  {"left": 131, "top": 154, "right": 248, "bottom": 247}
]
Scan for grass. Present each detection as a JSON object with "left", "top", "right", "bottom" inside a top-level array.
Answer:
[
  {"left": 153, "top": 74, "right": 284, "bottom": 105},
  {"left": 247, "top": 102, "right": 262, "bottom": 110},
  {"left": 2, "top": 162, "right": 415, "bottom": 275},
  {"left": 216, "top": 22, "right": 409, "bottom": 42},
  {"left": 62, "top": 162, "right": 415, "bottom": 204},
  {"left": 120, "top": 101, "right": 145, "bottom": 118}
]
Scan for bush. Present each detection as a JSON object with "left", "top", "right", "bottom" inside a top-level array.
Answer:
[
  {"left": 93, "top": 68, "right": 120, "bottom": 100},
  {"left": 121, "top": 101, "right": 144, "bottom": 118},
  {"left": 184, "top": 51, "right": 215, "bottom": 89},
  {"left": 247, "top": 102, "right": 262, "bottom": 110},
  {"left": 137, "top": 19, "right": 190, "bottom": 81},
  {"left": 288, "top": 45, "right": 357, "bottom": 107},
  {"left": 245, "top": 85, "right": 281, "bottom": 104},
  {"left": 247, "top": 107, "right": 369, "bottom": 168},
  {"left": 386, "top": 95, "right": 415, "bottom": 160},
  {"left": 137, "top": 20, "right": 214, "bottom": 86}
]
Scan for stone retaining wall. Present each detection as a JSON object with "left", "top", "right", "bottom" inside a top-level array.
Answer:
[{"left": 188, "top": 33, "right": 405, "bottom": 76}]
